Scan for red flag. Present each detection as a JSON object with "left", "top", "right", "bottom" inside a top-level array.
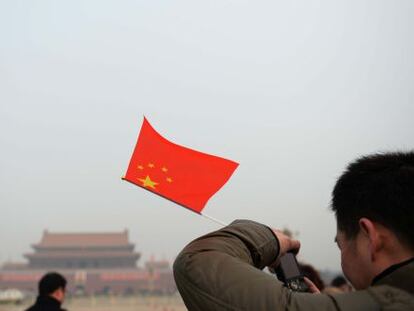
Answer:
[{"left": 123, "top": 118, "right": 238, "bottom": 213}]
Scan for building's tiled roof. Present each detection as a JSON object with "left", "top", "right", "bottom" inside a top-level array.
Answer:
[
  {"left": 25, "top": 251, "right": 140, "bottom": 259},
  {"left": 34, "top": 230, "right": 132, "bottom": 248}
]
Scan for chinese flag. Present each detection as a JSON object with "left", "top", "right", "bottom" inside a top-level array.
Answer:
[{"left": 123, "top": 118, "right": 238, "bottom": 213}]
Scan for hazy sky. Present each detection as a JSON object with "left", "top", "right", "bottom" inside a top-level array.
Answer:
[{"left": 1, "top": 1, "right": 413, "bottom": 271}]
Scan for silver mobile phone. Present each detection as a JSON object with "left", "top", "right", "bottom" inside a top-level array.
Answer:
[{"left": 275, "top": 252, "right": 309, "bottom": 292}]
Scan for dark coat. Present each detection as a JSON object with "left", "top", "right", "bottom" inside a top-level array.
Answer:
[
  {"left": 174, "top": 220, "right": 414, "bottom": 311},
  {"left": 25, "top": 296, "right": 66, "bottom": 311}
]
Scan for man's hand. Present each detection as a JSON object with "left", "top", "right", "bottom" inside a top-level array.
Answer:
[
  {"left": 304, "top": 277, "right": 321, "bottom": 294},
  {"left": 272, "top": 229, "right": 301, "bottom": 256},
  {"left": 270, "top": 229, "right": 301, "bottom": 267}
]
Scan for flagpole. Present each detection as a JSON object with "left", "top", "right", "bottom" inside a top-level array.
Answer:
[{"left": 201, "top": 213, "right": 228, "bottom": 227}]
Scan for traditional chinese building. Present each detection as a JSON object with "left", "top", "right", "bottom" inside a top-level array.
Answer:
[
  {"left": 0, "top": 230, "right": 176, "bottom": 295},
  {"left": 25, "top": 230, "right": 140, "bottom": 269}
]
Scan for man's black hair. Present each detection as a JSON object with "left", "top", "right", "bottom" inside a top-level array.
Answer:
[
  {"left": 38, "top": 272, "right": 67, "bottom": 296},
  {"left": 331, "top": 151, "right": 414, "bottom": 249}
]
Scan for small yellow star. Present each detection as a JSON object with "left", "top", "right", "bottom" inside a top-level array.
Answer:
[
  {"left": 166, "top": 177, "right": 173, "bottom": 183},
  {"left": 138, "top": 175, "right": 158, "bottom": 189},
  {"left": 161, "top": 167, "right": 168, "bottom": 173},
  {"left": 148, "top": 163, "right": 155, "bottom": 168},
  {"left": 137, "top": 165, "right": 144, "bottom": 170}
]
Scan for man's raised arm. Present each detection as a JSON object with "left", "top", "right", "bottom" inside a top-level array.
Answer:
[{"left": 173, "top": 220, "right": 345, "bottom": 311}]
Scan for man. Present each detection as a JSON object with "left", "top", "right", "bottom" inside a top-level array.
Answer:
[
  {"left": 174, "top": 152, "right": 414, "bottom": 310},
  {"left": 26, "top": 272, "right": 67, "bottom": 311}
]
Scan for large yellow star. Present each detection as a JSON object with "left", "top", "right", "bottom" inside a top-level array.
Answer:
[{"left": 138, "top": 175, "right": 158, "bottom": 189}]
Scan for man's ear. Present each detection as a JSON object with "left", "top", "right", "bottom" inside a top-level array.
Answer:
[{"left": 358, "top": 218, "right": 383, "bottom": 261}]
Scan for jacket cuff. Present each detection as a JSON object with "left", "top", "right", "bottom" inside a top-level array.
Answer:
[{"left": 225, "top": 219, "right": 280, "bottom": 269}]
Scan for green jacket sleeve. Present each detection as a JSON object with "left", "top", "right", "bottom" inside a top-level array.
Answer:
[{"left": 173, "top": 220, "right": 379, "bottom": 311}]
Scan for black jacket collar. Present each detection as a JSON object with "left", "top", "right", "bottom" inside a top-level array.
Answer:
[
  {"left": 35, "top": 295, "right": 63, "bottom": 308},
  {"left": 372, "top": 257, "right": 414, "bottom": 294}
]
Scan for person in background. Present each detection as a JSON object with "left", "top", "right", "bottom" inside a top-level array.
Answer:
[
  {"left": 25, "top": 272, "right": 67, "bottom": 311},
  {"left": 324, "top": 275, "right": 352, "bottom": 294}
]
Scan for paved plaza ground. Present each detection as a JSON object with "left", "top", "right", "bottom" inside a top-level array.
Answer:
[{"left": 0, "top": 294, "right": 187, "bottom": 311}]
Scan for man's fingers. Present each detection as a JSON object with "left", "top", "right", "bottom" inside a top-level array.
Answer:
[
  {"left": 304, "top": 277, "right": 321, "bottom": 294},
  {"left": 289, "top": 239, "right": 301, "bottom": 254}
]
